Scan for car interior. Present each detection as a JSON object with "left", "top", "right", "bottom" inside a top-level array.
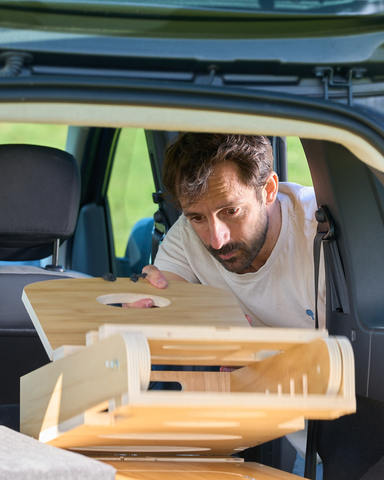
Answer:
[{"left": 0, "top": 93, "right": 384, "bottom": 479}]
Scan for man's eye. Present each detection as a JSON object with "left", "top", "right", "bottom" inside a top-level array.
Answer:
[
  {"left": 190, "top": 215, "right": 203, "bottom": 222},
  {"left": 225, "top": 208, "right": 239, "bottom": 215}
]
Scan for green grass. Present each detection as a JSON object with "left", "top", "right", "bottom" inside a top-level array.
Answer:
[
  {"left": 287, "top": 136, "right": 313, "bottom": 186},
  {"left": 0, "top": 123, "right": 68, "bottom": 149},
  {"left": 107, "top": 128, "right": 156, "bottom": 257}
]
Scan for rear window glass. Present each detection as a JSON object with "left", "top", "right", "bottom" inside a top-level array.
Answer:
[
  {"left": 287, "top": 136, "right": 312, "bottom": 186},
  {"left": 0, "top": 123, "right": 67, "bottom": 149},
  {"left": 87, "top": 0, "right": 384, "bottom": 14},
  {"left": 108, "top": 128, "right": 155, "bottom": 258}
]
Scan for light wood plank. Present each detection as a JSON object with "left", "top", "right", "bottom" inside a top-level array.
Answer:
[
  {"left": 22, "top": 278, "right": 250, "bottom": 359},
  {"left": 52, "top": 345, "right": 84, "bottom": 362},
  {"left": 101, "top": 460, "right": 303, "bottom": 480},
  {"left": 230, "top": 339, "right": 332, "bottom": 395},
  {"left": 150, "top": 371, "right": 230, "bottom": 392},
  {"left": 21, "top": 333, "right": 355, "bottom": 456},
  {"left": 99, "top": 323, "right": 328, "bottom": 366},
  {"left": 21, "top": 333, "right": 149, "bottom": 440},
  {"left": 86, "top": 330, "right": 100, "bottom": 346}
]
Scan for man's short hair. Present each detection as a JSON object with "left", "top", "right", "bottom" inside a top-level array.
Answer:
[{"left": 162, "top": 132, "right": 274, "bottom": 207}]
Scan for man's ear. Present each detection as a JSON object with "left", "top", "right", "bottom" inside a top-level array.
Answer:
[{"left": 263, "top": 172, "right": 279, "bottom": 206}]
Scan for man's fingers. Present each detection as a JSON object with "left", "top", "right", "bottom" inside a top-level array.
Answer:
[
  {"left": 122, "top": 266, "right": 167, "bottom": 308},
  {"left": 122, "top": 298, "right": 155, "bottom": 308},
  {"left": 142, "top": 265, "right": 168, "bottom": 289}
]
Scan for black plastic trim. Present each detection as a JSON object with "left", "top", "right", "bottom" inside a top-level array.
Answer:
[
  {"left": 0, "top": 329, "right": 38, "bottom": 337},
  {"left": 0, "top": 77, "right": 384, "bottom": 158}
]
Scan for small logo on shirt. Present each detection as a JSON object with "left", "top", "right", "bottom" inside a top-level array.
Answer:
[{"left": 306, "top": 309, "right": 315, "bottom": 321}]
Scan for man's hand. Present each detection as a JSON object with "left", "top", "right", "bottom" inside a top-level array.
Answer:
[
  {"left": 142, "top": 265, "right": 169, "bottom": 289},
  {"left": 122, "top": 265, "right": 168, "bottom": 308}
]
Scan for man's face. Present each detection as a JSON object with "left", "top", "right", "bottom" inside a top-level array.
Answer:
[{"left": 181, "top": 162, "right": 269, "bottom": 274}]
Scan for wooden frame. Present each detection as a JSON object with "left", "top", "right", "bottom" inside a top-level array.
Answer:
[{"left": 20, "top": 278, "right": 356, "bottom": 479}]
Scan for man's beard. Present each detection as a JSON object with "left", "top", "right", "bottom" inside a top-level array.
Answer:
[{"left": 204, "top": 208, "right": 269, "bottom": 274}]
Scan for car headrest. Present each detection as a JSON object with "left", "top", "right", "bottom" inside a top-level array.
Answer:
[{"left": 0, "top": 144, "right": 80, "bottom": 261}]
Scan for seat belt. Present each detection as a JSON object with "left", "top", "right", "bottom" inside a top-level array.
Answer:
[
  {"left": 324, "top": 241, "right": 350, "bottom": 316},
  {"left": 314, "top": 205, "right": 350, "bottom": 321},
  {"left": 314, "top": 205, "right": 335, "bottom": 328},
  {"left": 305, "top": 205, "right": 334, "bottom": 480},
  {"left": 151, "top": 191, "right": 170, "bottom": 264},
  {"left": 305, "top": 205, "right": 350, "bottom": 479}
]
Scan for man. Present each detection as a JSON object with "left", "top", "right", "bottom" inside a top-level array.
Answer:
[
  {"left": 130, "top": 132, "right": 325, "bottom": 330},
  {"left": 128, "top": 132, "right": 325, "bottom": 477}
]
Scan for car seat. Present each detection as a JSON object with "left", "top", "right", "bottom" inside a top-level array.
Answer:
[
  {"left": 316, "top": 395, "right": 384, "bottom": 480},
  {"left": 115, "top": 217, "right": 154, "bottom": 277},
  {"left": 0, "top": 144, "right": 88, "bottom": 425}
]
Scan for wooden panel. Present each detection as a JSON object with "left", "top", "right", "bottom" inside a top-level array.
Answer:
[
  {"left": 21, "top": 334, "right": 147, "bottom": 440},
  {"left": 21, "top": 331, "right": 355, "bottom": 457},
  {"left": 99, "top": 323, "right": 328, "bottom": 366},
  {"left": 22, "top": 278, "right": 250, "bottom": 359},
  {"left": 100, "top": 460, "right": 302, "bottom": 480},
  {"left": 52, "top": 345, "right": 84, "bottom": 362},
  {"left": 46, "top": 388, "right": 354, "bottom": 455},
  {"left": 230, "top": 339, "right": 332, "bottom": 395},
  {"left": 150, "top": 371, "right": 230, "bottom": 392}
]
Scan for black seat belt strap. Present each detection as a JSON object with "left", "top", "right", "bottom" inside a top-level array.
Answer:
[
  {"left": 151, "top": 191, "right": 170, "bottom": 264},
  {"left": 305, "top": 205, "right": 335, "bottom": 480},
  {"left": 313, "top": 232, "right": 325, "bottom": 330},
  {"left": 325, "top": 241, "right": 350, "bottom": 315}
]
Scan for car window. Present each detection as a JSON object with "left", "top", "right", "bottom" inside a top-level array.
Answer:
[
  {"left": 108, "top": 128, "right": 156, "bottom": 258},
  {"left": 37, "top": 0, "right": 384, "bottom": 15},
  {"left": 287, "top": 136, "right": 312, "bottom": 187},
  {"left": 0, "top": 123, "right": 67, "bottom": 149}
]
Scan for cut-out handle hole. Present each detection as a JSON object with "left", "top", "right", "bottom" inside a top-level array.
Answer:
[{"left": 97, "top": 293, "right": 171, "bottom": 308}]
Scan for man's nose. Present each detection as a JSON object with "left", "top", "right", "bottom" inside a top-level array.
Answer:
[{"left": 209, "top": 219, "right": 229, "bottom": 250}]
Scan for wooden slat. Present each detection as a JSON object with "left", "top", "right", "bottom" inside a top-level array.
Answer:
[
  {"left": 21, "top": 334, "right": 134, "bottom": 440},
  {"left": 230, "top": 339, "right": 332, "bottom": 395},
  {"left": 99, "top": 323, "right": 328, "bottom": 366},
  {"left": 52, "top": 345, "right": 84, "bottom": 362},
  {"left": 150, "top": 371, "right": 230, "bottom": 392},
  {"left": 101, "top": 460, "right": 303, "bottom": 480}
]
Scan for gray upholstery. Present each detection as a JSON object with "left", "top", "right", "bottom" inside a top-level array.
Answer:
[
  {"left": 0, "top": 144, "right": 80, "bottom": 261},
  {"left": 0, "top": 426, "right": 116, "bottom": 480},
  {"left": 0, "top": 267, "right": 89, "bottom": 330},
  {"left": 0, "top": 145, "right": 86, "bottom": 405}
]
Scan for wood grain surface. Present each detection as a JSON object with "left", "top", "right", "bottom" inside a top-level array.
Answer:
[
  {"left": 98, "top": 323, "right": 328, "bottom": 366},
  {"left": 20, "top": 278, "right": 355, "bottom": 463},
  {"left": 22, "top": 278, "right": 250, "bottom": 359},
  {"left": 21, "top": 332, "right": 356, "bottom": 456},
  {"left": 230, "top": 339, "right": 332, "bottom": 395},
  {"left": 100, "top": 460, "right": 302, "bottom": 479}
]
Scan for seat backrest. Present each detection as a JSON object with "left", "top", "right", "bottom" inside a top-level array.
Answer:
[
  {"left": 0, "top": 144, "right": 86, "bottom": 407},
  {"left": 317, "top": 395, "right": 384, "bottom": 480}
]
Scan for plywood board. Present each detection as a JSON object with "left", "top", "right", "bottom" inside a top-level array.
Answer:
[
  {"left": 149, "top": 371, "right": 230, "bottom": 392},
  {"left": 100, "top": 460, "right": 302, "bottom": 480},
  {"left": 21, "top": 333, "right": 355, "bottom": 457},
  {"left": 39, "top": 391, "right": 355, "bottom": 456},
  {"left": 99, "top": 324, "right": 328, "bottom": 366},
  {"left": 22, "top": 278, "right": 250, "bottom": 359}
]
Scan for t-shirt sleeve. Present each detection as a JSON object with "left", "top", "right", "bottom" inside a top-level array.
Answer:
[{"left": 154, "top": 220, "right": 200, "bottom": 284}]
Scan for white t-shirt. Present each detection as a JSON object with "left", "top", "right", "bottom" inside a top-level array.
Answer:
[{"left": 155, "top": 183, "right": 325, "bottom": 329}]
